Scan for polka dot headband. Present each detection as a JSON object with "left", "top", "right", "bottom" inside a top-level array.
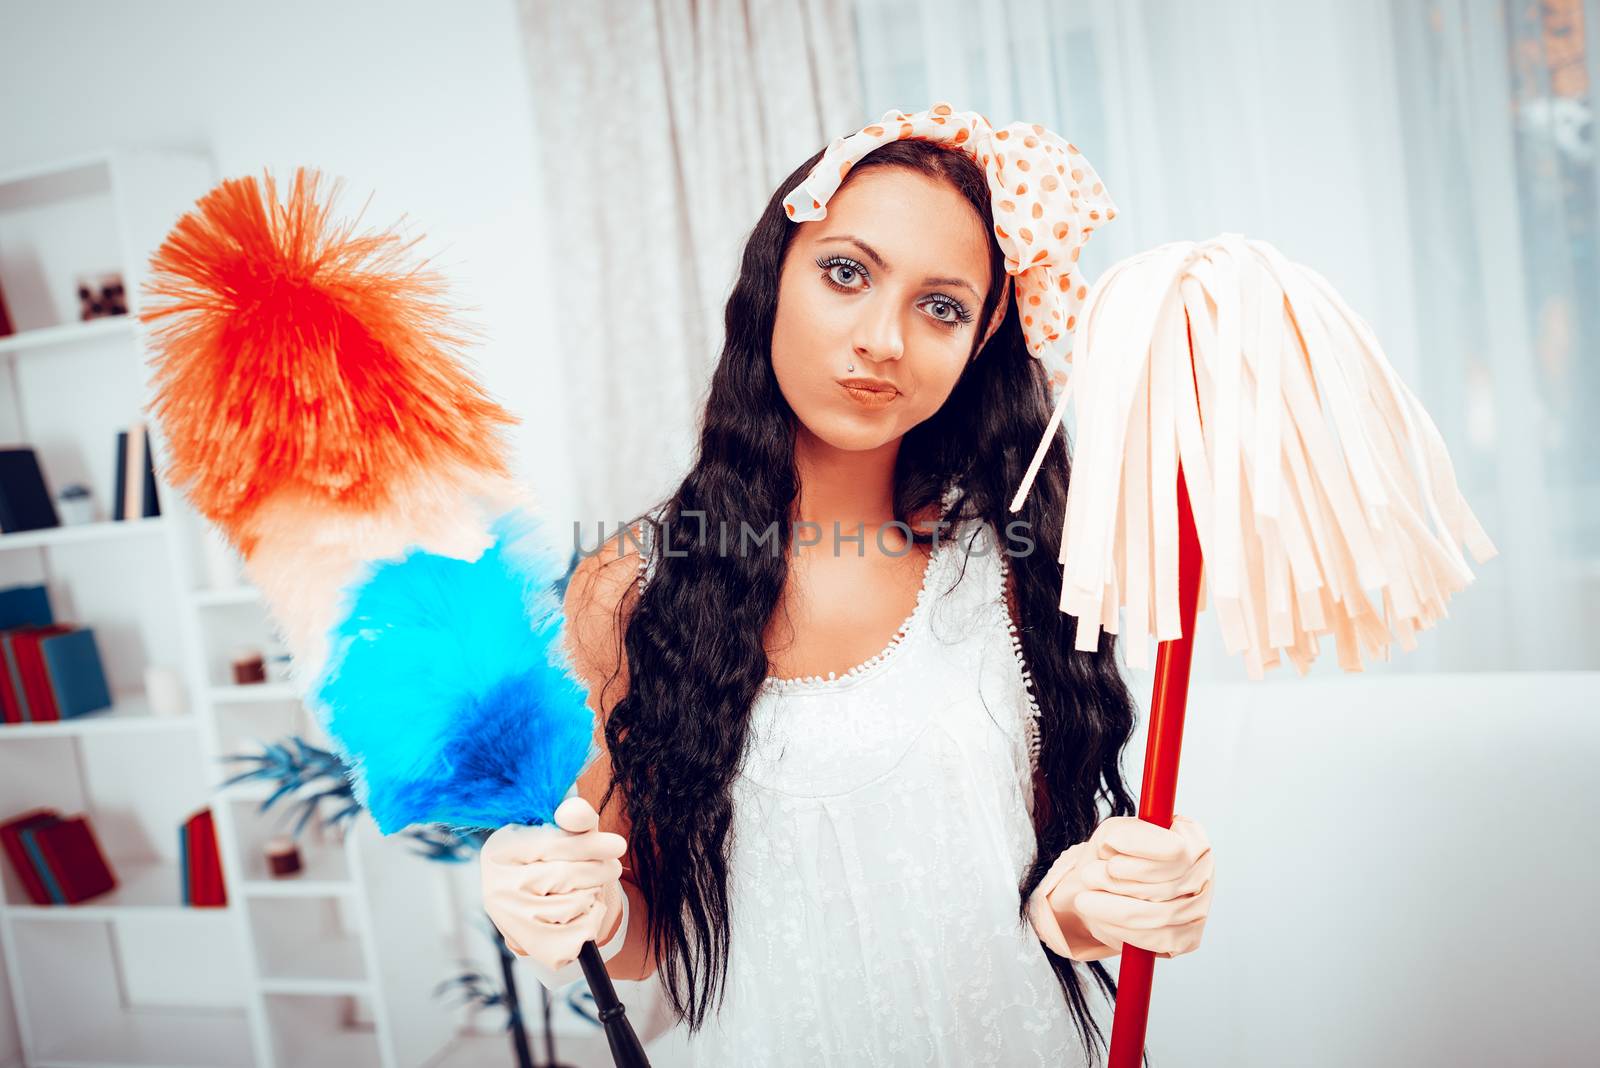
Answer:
[{"left": 782, "top": 101, "right": 1117, "bottom": 392}]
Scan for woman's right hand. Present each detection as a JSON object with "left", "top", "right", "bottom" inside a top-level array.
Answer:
[{"left": 480, "top": 796, "right": 628, "bottom": 970}]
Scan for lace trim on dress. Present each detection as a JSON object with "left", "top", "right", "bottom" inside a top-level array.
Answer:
[
  {"left": 759, "top": 529, "right": 955, "bottom": 696},
  {"left": 994, "top": 540, "right": 1044, "bottom": 774},
  {"left": 635, "top": 510, "right": 662, "bottom": 591}
]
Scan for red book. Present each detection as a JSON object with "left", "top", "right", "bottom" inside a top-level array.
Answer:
[
  {"left": 0, "top": 652, "right": 20, "bottom": 723},
  {"left": 203, "top": 815, "right": 226, "bottom": 906},
  {"left": 14, "top": 625, "right": 71, "bottom": 723},
  {"left": 184, "top": 809, "right": 225, "bottom": 907},
  {"left": 31, "top": 815, "right": 116, "bottom": 903},
  {"left": 0, "top": 809, "right": 59, "bottom": 904},
  {"left": 204, "top": 817, "right": 225, "bottom": 905},
  {"left": 0, "top": 629, "right": 35, "bottom": 723},
  {"left": 195, "top": 829, "right": 217, "bottom": 904}
]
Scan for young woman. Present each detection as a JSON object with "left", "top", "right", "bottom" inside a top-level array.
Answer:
[{"left": 481, "top": 105, "right": 1216, "bottom": 1066}]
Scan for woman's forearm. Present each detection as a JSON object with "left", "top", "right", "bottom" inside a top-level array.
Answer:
[
  {"left": 1040, "top": 900, "right": 1120, "bottom": 962},
  {"left": 602, "top": 876, "right": 657, "bottom": 981},
  {"left": 1026, "top": 842, "right": 1120, "bottom": 962}
]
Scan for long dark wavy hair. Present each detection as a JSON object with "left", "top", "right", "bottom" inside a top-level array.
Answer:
[{"left": 596, "top": 137, "right": 1140, "bottom": 1064}]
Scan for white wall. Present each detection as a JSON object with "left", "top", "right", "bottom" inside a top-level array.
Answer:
[{"left": 0, "top": 0, "right": 577, "bottom": 524}]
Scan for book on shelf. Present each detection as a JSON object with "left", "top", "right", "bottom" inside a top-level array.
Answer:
[
  {"left": 0, "top": 448, "right": 60, "bottom": 534},
  {"left": 0, "top": 808, "right": 117, "bottom": 905},
  {"left": 112, "top": 421, "right": 161, "bottom": 521},
  {"left": 0, "top": 624, "right": 112, "bottom": 724},
  {"left": 14, "top": 624, "right": 70, "bottom": 718},
  {"left": 0, "top": 584, "right": 52, "bottom": 629},
  {"left": 0, "top": 810, "right": 58, "bottom": 903},
  {"left": 179, "top": 808, "right": 225, "bottom": 907}
]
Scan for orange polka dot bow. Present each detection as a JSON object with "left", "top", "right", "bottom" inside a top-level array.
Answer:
[{"left": 782, "top": 101, "right": 1117, "bottom": 392}]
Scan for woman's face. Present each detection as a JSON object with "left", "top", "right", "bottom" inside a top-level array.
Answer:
[{"left": 771, "top": 166, "right": 995, "bottom": 452}]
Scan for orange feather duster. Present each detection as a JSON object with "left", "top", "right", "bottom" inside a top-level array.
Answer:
[{"left": 140, "top": 167, "right": 516, "bottom": 549}]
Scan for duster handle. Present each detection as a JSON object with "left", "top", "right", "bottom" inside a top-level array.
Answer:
[
  {"left": 577, "top": 940, "right": 652, "bottom": 1067},
  {"left": 1107, "top": 463, "right": 1204, "bottom": 1068}
]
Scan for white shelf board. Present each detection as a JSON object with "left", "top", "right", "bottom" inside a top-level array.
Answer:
[
  {"left": 0, "top": 697, "right": 196, "bottom": 740},
  {"left": 237, "top": 878, "right": 354, "bottom": 899},
  {"left": 0, "top": 516, "right": 164, "bottom": 552},
  {"left": 257, "top": 975, "right": 371, "bottom": 997},
  {"left": 1, "top": 859, "right": 227, "bottom": 921},
  {"left": 208, "top": 683, "right": 300, "bottom": 704},
  {"left": 30, "top": 1004, "right": 253, "bottom": 1068},
  {"left": 0, "top": 315, "right": 134, "bottom": 356},
  {"left": 237, "top": 846, "right": 353, "bottom": 897},
  {"left": 0, "top": 151, "right": 112, "bottom": 203}
]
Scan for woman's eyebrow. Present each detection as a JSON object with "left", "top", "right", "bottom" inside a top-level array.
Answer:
[{"left": 821, "top": 234, "right": 980, "bottom": 299}]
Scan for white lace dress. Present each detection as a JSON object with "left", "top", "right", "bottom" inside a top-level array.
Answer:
[{"left": 638, "top": 515, "right": 1095, "bottom": 1067}]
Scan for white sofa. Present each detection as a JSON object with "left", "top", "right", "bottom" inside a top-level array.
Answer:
[{"left": 1135, "top": 669, "right": 1599, "bottom": 1066}]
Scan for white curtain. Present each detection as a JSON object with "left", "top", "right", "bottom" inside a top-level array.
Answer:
[
  {"left": 517, "top": 0, "right": 863, "bottom": 528},
  {"left": 853, "top": 0, "right": 1599, "bottom": 674}
]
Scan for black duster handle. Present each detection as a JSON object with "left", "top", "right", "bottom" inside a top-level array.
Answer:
[{"left": 577, "top": 939, "right": 651, "bottom": 1067}]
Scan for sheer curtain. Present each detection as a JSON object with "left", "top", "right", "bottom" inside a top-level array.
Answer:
[
  {"left": 516, "top": 0, "right": 862, "bottom": 528},
  {"left": 852, "top": 0, "right": 1599, "bottom": 673}
]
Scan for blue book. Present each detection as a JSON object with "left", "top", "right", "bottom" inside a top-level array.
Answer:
[
  {"left": 0, "top": 585, "right": 51, "bottom": 630},
  {"left": 178, "top": 822, "right": 190, "bottom": 906},
  {"left": 17, "top": 824, "right": 67, "bottom": 904},
  {"left": 40, "top": 629, "right": 111, "bottom": 720},
  {"left": 0, "top": 449, "right": 59, "bottom": 534}
]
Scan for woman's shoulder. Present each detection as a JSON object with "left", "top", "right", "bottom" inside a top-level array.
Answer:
[
  {"left": 934, "top": 515, "right": 1020, "bottom": 621},
  {"left": 563, "top": 516, "right": 655, "bottom": 710},
  {"left": 932, "top": 512, "right": 1007, "bottom": 560}
]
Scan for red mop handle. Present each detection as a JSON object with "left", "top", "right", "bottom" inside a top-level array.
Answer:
[{"left": 1106, "top": 463, "right": 1204, "bottom": 1068}]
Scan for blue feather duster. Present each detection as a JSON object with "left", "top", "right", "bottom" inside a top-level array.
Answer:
[{"left": 311, "top": 509, "right": 594, "bottom": 834}]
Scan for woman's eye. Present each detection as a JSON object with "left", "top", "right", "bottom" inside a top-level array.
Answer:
[
  {"left": 817, "top": 256, "right": 867, "bottom": 290},
  {"left": 924, "top": 297, "right": 971, "bottom": 329}
]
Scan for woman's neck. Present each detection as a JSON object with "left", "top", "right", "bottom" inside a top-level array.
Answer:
[{"left": 791, "top": 424, "right": 901, "bottom": 533}]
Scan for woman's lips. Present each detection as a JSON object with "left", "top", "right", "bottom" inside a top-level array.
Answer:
[{"left": 837, "top": 380, "right": 899, "bottom": 409}]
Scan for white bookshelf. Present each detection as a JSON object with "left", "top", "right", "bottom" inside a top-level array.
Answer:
[
  {"left": 0, "top": 317, "right": 135, "bottom": 358},
  {"left": 0, "top": 150, "right": 459, "bottom": 1068}
]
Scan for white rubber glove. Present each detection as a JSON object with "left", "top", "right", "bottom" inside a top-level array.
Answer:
[
  {"left": 480, "top": 795, "right": 630, "bottom": 989},
  {"left": 1028, "top": 814, "right": 1214, "bottom": 960}
]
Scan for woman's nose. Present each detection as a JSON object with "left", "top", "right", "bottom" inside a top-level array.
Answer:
[{"left": 851, "top": 293, "right": 904, "bottom": 363}]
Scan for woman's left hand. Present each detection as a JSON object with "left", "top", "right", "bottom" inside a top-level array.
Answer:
[{"left": 1038, "top": 814, "right": 1215, "bottom": 959}]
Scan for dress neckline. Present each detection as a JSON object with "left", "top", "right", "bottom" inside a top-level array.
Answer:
[{"left": 758, "top": 523, "right": 961, "bottom": 696}]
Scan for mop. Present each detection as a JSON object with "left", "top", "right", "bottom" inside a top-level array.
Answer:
[{"left": 1010, "top": 234, "right": 1498, "bottom": 1066}]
